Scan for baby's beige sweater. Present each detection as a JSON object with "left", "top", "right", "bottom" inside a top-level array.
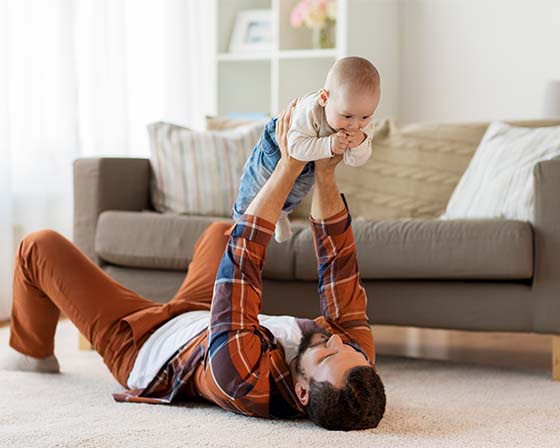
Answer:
[{"left": 287, "top": 90, "right": 374, "bottom": 167}]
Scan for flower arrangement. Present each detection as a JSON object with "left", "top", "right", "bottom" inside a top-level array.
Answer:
[{"left": 290, "top": 0, "right": 336, "bottom": 49}]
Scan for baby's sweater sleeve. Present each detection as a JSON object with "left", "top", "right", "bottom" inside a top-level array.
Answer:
[
  {"left": 343, "top": 121, "right": 375, "bottom": 167},
  {"left": 287, "top": 100, "right": 333, "bottom": 162}
]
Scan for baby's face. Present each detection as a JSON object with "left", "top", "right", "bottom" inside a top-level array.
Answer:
[{"left": 324, "top": 87, "right": 379, "bottom": 132}]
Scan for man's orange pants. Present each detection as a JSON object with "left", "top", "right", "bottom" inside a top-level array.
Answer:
[{"left": 9, "top": 223, "right": 231, "bottom": 387}]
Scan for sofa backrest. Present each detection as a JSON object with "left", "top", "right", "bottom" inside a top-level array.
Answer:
[{"left": 292, "top": 118, "right": 560, "bottom": 220}]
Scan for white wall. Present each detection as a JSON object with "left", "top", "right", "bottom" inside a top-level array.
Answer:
[
  {"left": 347, "top": 0, "right": 401, "bottom": 124},
  {"left": 398, "top": 0, "right": 560, "bottom": 124}
]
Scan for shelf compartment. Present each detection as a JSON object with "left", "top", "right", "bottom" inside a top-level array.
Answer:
[{"left": 217, "top": 0, "right": 273, "bottom": 54}]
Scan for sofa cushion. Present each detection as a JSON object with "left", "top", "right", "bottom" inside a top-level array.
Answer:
[
  {"left": 96, "top": 211, "right": 533, "bottom": 281},
  {"left": 96, "top": 211, "right": 224, "bottom": 271},
  {"left": 205, "top": 115, "right": 269, "bottom": 130},
  {"left": 95, "top": 210, "right": 307, "bottom": 280},
  {"left": 293, "top": 218, "right": 533, "bottom": 280}
]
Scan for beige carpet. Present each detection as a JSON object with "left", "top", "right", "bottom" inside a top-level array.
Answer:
[{"left": 1, "top": 320, "right": 559, "bottom": 448}]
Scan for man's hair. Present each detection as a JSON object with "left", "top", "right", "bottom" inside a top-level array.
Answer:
[
  {"left": 325, "top": 56, "right": 380, "bottom": 96},
  {"left": 304, "top": 365, "right": 386, "bottom": 431}
]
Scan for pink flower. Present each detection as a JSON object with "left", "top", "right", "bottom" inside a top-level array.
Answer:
[
  {"left": 290, "top": 0, "right": 308, "bottom": 28},
  {"left": 290, "top": 0, "right": 336, "bottom": 29}
]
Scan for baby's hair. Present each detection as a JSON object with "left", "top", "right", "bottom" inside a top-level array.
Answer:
[{"left": 325, "top": 56, "right": 380, "bottom": 96}]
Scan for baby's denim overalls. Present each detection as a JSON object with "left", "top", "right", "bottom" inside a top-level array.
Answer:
[{"left": 232, "top": 117, "right": 316, "bottom": 220}]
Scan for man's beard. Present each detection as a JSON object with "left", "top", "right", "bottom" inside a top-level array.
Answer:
[{"left": 293, "top": 328, "right": 332, "bottom": 376}]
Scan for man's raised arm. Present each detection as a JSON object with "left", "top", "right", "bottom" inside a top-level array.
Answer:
[
  {"left": 203, "top": 100, "right": 306, "bottom": 410},
  {"left": 309, "top": 160, "right": 376, "bottom": 365}
]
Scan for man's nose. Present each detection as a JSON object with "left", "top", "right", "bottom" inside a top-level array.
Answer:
[{"left": 327, "top": 334, "right": 343, "bottom": 348}]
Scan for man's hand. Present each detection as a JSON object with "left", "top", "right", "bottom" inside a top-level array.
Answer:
[
  {"left": 331, "top": 131, "right": 349, "bottom": 155},
  {"left": 244, "top": 98, "right": 304, "bottom": 224},
  {"left": 276, "top": 98, "right": 306, "bottom": 173},
  {"left": 346, "top": 129, "right": 367, "bottom": 148},
  {"left": 314, "top": 152, "right": 343, "bottom": 174}
]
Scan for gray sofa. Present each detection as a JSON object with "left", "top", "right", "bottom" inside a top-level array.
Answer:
[{"left": 73, "top": 122, "right": 560, "bottom": 380}]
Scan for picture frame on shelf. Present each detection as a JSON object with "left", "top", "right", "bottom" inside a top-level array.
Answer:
[{"left": 228, "top": 9, "right": 273, "bottom": 53}]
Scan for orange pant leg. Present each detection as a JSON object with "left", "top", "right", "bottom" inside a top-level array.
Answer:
[
  {"left": 9, "top": 230, "right": 155, "bottom": 359},
  {"left": 166, "top": 221, "right": 232, "bottom": 315}
]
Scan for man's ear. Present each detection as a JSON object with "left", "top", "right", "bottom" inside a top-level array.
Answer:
[
  {"left": 319, "top": 88, "right": 329, "bottom": 106},
  {"left": 295, "top": 380, "right": 310, "bottom": 406}
]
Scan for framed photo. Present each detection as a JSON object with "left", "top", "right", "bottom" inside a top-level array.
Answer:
[{"left": 228, "top": 9, "right": 273, "bottom": 53}]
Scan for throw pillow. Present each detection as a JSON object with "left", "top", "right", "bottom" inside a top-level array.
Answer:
[
  {"left": 292, "top": 119, "right": 485, "bottom": 220},
  {"left": 148, "top": 121, "right": 264, "bottom": 217},
  {"left": 205, "top": 115, "right": 269, "bottom": 131},
  {"left": 440, "top": 121, "right": 560, "bottom": 222}
]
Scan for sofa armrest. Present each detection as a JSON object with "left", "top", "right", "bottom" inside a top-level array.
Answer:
[
  {"left": 73, "top": 157, "right": 151, "bottom": 265},
  {"left": 532, "top": 156, "right": 560, "bottom": 332}
]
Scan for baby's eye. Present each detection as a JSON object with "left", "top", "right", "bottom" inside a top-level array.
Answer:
[{"left": 342, "top": 115, "right": 352, "bottom": 119}]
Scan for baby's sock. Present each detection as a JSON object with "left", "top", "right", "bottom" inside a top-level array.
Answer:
[
  {"left": 274, "top": 212, "right": 292, "bottom": 243},
  {"left": 0, "top": 347, "right": 60, "bottom": 373}
]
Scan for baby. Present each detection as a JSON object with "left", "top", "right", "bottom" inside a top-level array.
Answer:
[{"left": 233, "top": 56, "right": 381, "bottom": 242}]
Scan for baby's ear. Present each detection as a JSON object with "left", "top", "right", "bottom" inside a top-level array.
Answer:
[{"left": 319, "top": 89, "right": 329, "bottom": 106}]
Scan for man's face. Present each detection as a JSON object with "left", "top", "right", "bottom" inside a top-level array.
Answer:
[{"left": 291, "top": 329, "right": 371, "bottom": 406}]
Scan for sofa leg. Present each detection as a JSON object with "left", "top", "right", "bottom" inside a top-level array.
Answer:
[
  {"left": 553, "top": 336, "right": 560, "bottom": 381},
  {"left": 79, "top": 333, "right": 93, "bottom": 351}
]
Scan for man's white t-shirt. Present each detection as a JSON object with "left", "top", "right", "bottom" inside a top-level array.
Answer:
[{"left": 127, "top": 310, "right": 303, "bottom": 389}]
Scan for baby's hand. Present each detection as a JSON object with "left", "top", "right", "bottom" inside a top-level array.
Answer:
[
  {"left": 331, "top": 131, "right": 349, "bottom": 155},
  {"left": 346, "top": 130, "right": 367, "bottom": 149}
]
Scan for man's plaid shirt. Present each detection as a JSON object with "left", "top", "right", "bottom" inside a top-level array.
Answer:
[{"left": 113, "top": 199, "right": 376, "bottom": 419}]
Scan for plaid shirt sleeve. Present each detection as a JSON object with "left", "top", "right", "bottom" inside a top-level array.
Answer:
[
  {"left": 203, "top": 214, "right": 282, "bottom": 414},
  {"left": 309, "top": 194, "right": 376, "bottom": 365}
]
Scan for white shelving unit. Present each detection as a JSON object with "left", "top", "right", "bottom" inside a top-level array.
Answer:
[{"left": 212, "top": 0, "right": 399, "bottom": 119}]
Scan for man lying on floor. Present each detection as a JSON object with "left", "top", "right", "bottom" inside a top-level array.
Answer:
[{"left": 2, "top": 100, "right": 386, "bottom": 431}]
